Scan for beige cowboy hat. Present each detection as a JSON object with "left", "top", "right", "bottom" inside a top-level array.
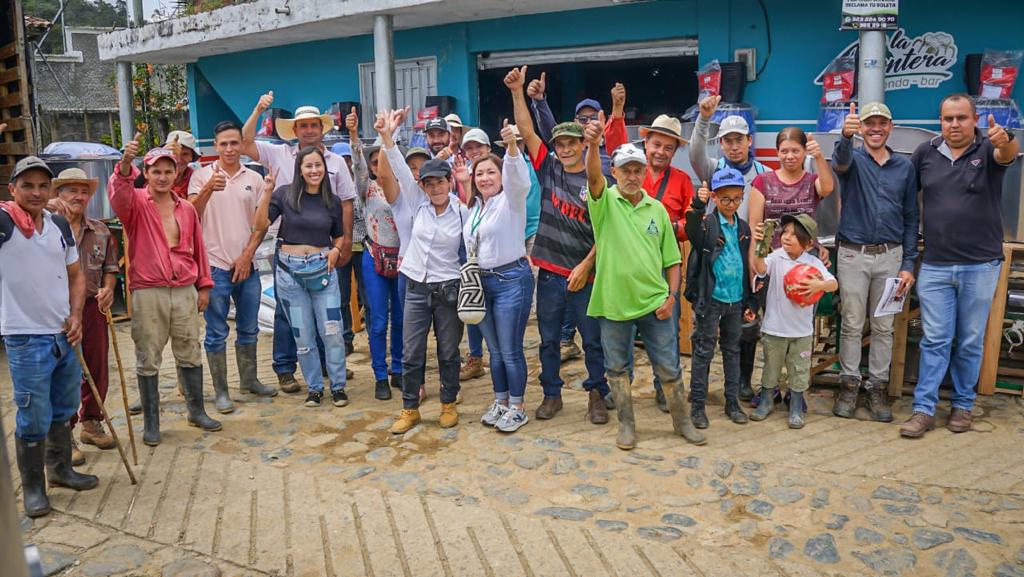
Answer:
[
  {"left": 639, "top": 114, "right": 688, "bottom": 145},
  {"left": 52, "top": 168, "right": 98, "bottom": 195},
  {"left": 275, "top": 106, "right": 336, "bottom": 141}
]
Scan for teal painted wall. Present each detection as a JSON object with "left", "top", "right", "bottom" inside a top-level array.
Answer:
[{"left": 188, "top": 0, "right": 1024, "bottom": 141}]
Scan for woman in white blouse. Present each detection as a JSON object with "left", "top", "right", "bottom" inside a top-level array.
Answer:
[
  {"left": 373, "top": 109, "right": 469, "bottom": 435},
  {"left": 454, "top": 120, "right": 534, "bottom": 433}
]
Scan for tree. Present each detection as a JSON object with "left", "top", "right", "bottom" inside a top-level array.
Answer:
[{"left": 22, "top": 0, "right": 128, "bottom": 53}]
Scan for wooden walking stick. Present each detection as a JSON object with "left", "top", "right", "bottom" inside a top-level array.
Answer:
[
  {"left": 75, "top": 346, "right": 137, "bottom": 485},
  {"left": 106, "top": 308, "right": 138, "bottom": 466}
]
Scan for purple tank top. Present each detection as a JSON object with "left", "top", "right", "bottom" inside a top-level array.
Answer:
[{"left": 753, "top": 171, "right": 819, "bottom": 248}]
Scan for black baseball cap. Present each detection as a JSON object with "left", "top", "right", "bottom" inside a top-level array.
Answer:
[
  {"left": 418, "top": 158, "right": 452, "bottom": 182},
  {"left": 424, "top": 118, "right": 449, "bottom": 133}
]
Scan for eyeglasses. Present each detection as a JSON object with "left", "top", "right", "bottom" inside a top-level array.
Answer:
[
  {"left": 576, "top": 115, "right": 599, "bottom": 125},
  {"left": 717, "top": 196, "right": 743, "bottom": 206}
]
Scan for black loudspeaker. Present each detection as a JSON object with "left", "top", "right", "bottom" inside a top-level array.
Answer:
[
  {"left": 330, "top": 101, "right": 361, "bottom": 128},
  {"left": 720, "top": 62, "right": 748, "bottom": 103},
  {"left": 965, "top": 53, "right": 983, "bottom": 96},
  {"left": 425, "top": 95, "right": 457, "bottom": 117},
  {"left": 257, "top": 108, "right": 292, "bottom": 140}
]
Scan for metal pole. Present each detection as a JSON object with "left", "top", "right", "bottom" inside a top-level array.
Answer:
[
  {"left": 858, "top": 30, "right": 887, "bottom": 105},
  {"left": 373, "top": 14, "right": 396, "bottom": 112},
  {"left": 116, "top": 0, "right": 145, "bottom": 148}
]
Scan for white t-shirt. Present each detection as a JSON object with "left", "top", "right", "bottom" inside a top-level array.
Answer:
[
  {"left": 0, "top": 211, "right": 79, "bottom": 335},
  {"left": 760, "top": 248, "right": 834, "bottom": 338}
]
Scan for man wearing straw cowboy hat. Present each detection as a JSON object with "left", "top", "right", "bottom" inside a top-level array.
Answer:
[
  {"left": 1, "top": 154, "right": 98, "bottom": 518},
  {"left": 48, "top": 168, "right": 121, "bottom": 464},
  {"left": 242, "top": 92, "right": 357, "bottom": 392},
  {"left": 604, "top": 83, "right": 695, "bottom": 414}
]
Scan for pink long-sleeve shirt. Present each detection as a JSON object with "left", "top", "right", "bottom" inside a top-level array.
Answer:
[{"left": 109, "top": 165, "right": 213, "bottom": 291}]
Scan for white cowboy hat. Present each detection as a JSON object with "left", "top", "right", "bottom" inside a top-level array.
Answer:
[
  {"left": 52, "top": 167, "right": 98, "bottom": 195},
  {"left": 275, "top": 106, "right": 336, "bottom": 142},
  {"left": 638, "top": 114, "right": 688, "bottom": 145}
]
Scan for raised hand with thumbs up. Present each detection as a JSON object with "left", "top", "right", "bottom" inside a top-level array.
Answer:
[
  {"left": 699, "top": 95, "right": 722, "bottom": 120},
  {"left": 806, "top": 133, "right": 823, "bottom": 160},
  {"left": 584, "top": 110, "right": 605, "bottom": 145},
  {"left": 345, "top": 106, "right": 359, "bottom": 139},
  {"left": 842, "top": 102, "right": 861, "bottom": 138},
  {"left": 120, "top": 132, "right": 143, "bottom": 176},
  {"left": 988, "top": 114, "right": 1011, "bottom": 148},
  {"left": 526, "top": 71, "right": 546, "bottom": 101},
  {"left": 697, "top": 180, "right": 710, "bottom": 204},
  {"left": 610, "top": 83, "right": 626, "bottom": 118},
  {"left": 499, "top": 118, "right": 518, "bottom": 151},
  {"left": 255, "top": 90, "right": 274, "bottom": 115},
  {"left": 504, "top": 65, "right": 528, "bottom": 92}
]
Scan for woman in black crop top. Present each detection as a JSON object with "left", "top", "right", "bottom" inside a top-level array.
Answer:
[{"left": 255, "top": 147, "right": 351, "bottom": 408}]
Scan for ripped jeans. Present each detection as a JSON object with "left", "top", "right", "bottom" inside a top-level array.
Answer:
[{"left": 275, "top": 251, "right": 347, "bottom": 393}]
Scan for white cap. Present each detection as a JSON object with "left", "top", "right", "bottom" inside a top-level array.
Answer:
[
  {"left": 444, "top": 114, "right": 464, "bottom": 128},
  {"left": 611, "top": 143, "right": 647, "bottom": 168},
  {"left": 717, "top": 115, "right": 750, "bottom": 138},
  {"left": 165, "top": 130, "right": 197, "bottom": 152},
  {"left": 462, "top": 128, "right": 490, "bottom": 147}
]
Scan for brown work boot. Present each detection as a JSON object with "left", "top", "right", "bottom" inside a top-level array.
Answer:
[
  {"left": 439, "top": 403, "right": 459, "bottom": 428},
  {"left": 832, "top": 375, "right": 860, "bottom": 418},
  {"left": 535, "top": 396, "right": 563, "bottom": 420},
  {"left": 864, "top": 383, "right": 893, "bottom": 423},
  {"left": 899, "top": 412, "right": 935, "bottom": 438},
  {"left": 587, "top": 389, "right": 609, "bottom": 425},
  {"left": 79, "top": 420, "right": 116, "bottom": 450},
  {"left": 390, "top": 409, "right": 421, "bottom": 435},
  {"left": 70, "top": 437, "right": 85, "bottom": 467},
  {"left": 460, "top": 356, "right": 485, "bottom": 381},
  {"left": 947, "top": 408, "right": 973, "bottom": 433},
  {"left": 277, "top": 372, "right": 301, "bottom": 393}
]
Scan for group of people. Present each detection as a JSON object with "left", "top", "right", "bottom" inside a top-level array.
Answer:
[{"left": 1, "top": 67, "right": 1019, "bottom": 517}]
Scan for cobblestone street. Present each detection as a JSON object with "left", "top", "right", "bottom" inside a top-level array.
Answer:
[{"left": 6, "top": 320, "right": 1024, "bottom": 577}]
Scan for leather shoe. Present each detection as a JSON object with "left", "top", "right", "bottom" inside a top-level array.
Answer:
[
  {"left": 535, "top": 396, "right": 563, "bottom": 420},
  {"left": 947, "top": 408, "right": 972, "bottom": 433}
]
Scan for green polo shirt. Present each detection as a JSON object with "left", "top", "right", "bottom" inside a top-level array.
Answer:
[{"left": 587, "top": 183, "right": 682, "bottom": 321}]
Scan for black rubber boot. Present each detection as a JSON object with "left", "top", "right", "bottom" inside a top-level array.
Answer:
[
  {"left": 739, "top": 339, "right": 757, "bottom": 401},
  {"left": 207, "top": 350, "right": 235, "bottom": 414},
  {"left": 654, "top": 388, "right": 669, "bottom": 413},
  {"left": 788, "top": 391, "right": 806, "bottom": 429},
  {"left": 375, "top": 379, "right": 392, "bottom": 400},
  {"left": 237, "top": 344, "right": 278, "bottom": 397},
  {"left": 137, "top": 374, "right": 161, "bottom": 446},
  {"left": 45, "top": 421, "right": 99, "bottom": 491},
  {"left": 178, "top": 366, "right": 222, "bottom": 432},
  {"left": 16, "top": 437, "right": 51, "bottom": 517}
]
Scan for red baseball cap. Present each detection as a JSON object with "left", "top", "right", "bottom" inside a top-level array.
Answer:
[{"left": 143, "top": 147, "right": 177, "bottom": 166}]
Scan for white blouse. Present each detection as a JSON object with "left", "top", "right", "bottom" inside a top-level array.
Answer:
[{"left": 462, "top": 150, "right": 530, "bottom": 270}]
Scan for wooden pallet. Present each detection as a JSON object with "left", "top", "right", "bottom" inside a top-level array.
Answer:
[{"left": 0, "top": 0, "right": 35, "bottom": 186}]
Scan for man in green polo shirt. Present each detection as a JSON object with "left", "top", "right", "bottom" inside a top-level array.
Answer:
[{"left": 584, "top": 114, "right": 705, "bottom": 450}]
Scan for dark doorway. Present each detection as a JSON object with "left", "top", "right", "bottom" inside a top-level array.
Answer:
[{"left": 477, "top": 54, "right": 699, "bottom": 140}]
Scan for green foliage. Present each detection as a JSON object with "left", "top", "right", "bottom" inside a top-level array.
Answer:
[
  {"left": 23, "top": 0, "right": 128, "bottom": 53},
  {"left": 131, "top": 63, "right": 188, "bottom": 148}
]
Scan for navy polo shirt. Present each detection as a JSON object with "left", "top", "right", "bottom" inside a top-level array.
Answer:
[{"left": 911, "top": 129, "right": 1013, "bottom": 265}]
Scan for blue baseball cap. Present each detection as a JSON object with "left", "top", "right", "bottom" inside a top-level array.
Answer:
[
  {"left": 331, "top": 142, "right": 352, "bottom": 157},
  {"left": 574, "top": 98, "right": 602, "bottom": 115},
  {"left": 711, "top": 167, "right": 745, "bottom": 191}
]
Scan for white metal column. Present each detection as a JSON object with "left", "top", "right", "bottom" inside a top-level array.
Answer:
[
  {"left": 373, "top": 15, "right": 396, "bottom": 112},
  {"left": 858, "top": 30, "right": 886, "bottom": 105}
]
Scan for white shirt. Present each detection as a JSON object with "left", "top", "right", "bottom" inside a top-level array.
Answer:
[
  {"left": 385, "top": 144, "right": 468, "bottom": 283},
  {"left": 760, "top": 248, "right": 834, "bottom": 338},
  {"left": 463, "top": 150, "right": 530, "bottom": 269},
  {"left": 0, "top": 210, "right": 78, "bottom": 335}
]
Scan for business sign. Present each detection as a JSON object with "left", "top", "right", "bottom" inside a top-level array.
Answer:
[
  {"left": 841, "top": 0, "right": 899, "bottom": 30},
  {"left": 815, "top": 29, "right": 958, "bottom": 92}
]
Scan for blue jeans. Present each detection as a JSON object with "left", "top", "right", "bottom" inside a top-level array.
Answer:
[
  {"left": 536, "top": 269, "right": 608, "bottom": 398},
  {"left": 913, "top": 260, "right": 1001, "bottom": 416},
  {"left": 5, "top": 334, "right": 81, "bottom": 441},
  {"left": 336, "top": 255, "right": 362, "bottom": 347},
  {"left": 272, "top": 247, "right": 327, "bottom": 376},
  {"left": 468, "top": 324, "right": 485, "bottom": 359},
  {"left": 275, "top": 251, "right": 347, "bottom": 393},
  {"left": 689, "top": 299, "right": 743, "bottom": 405},
  {"left": 599, "top": 310, "right": 682, "bottom": 385},
  {"left": 631, "top": 297, "right": 680, "bottom": 393},
  {"left": 204, "top": 266, "right": 262, "bottom": 352},
  {"left": 361, "top": 250, "right": 404, "bottom": 381},
  {"left": 478, "top": 259, "right": 534, "bottom": 404},
  {"left": 561, "top": 313, "right": 576, "bottom": 343}
]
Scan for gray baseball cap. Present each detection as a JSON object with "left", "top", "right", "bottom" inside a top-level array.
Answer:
[{"left": 11, "top": 156, "right": 53, "bottom": 181}]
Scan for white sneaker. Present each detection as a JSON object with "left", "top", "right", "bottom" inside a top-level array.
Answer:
[
  {"left": 481, "top": 401, "right": 508, "bottom": 426},
  {"left": 495, "top": 406, "right": 529, "bottom": 433}
]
